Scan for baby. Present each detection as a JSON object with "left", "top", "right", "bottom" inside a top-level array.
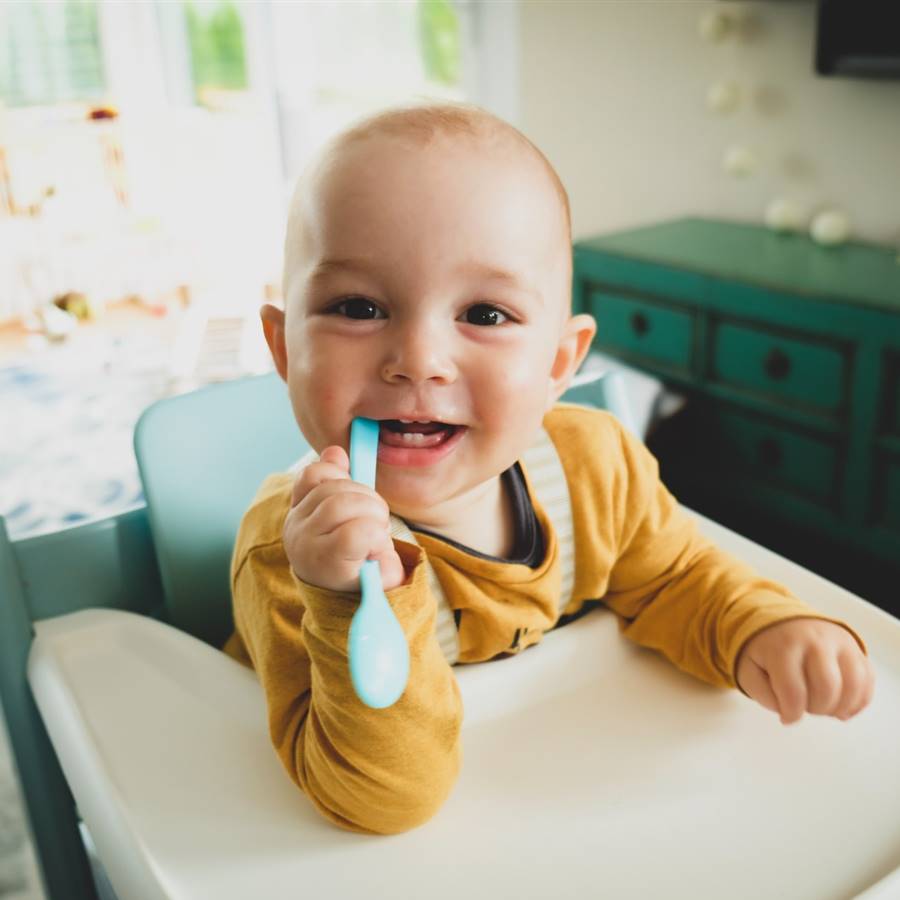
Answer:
[{"left": 222, "top": 102, "right": 874, "bottom": 835}]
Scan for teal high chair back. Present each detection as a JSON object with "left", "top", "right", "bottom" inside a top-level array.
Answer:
[
  {"left": 133, "top": 373, "right": 309, "bottom": 648},
  {"left": 0, "top": 368, "right": 630, "bottom": 900}
]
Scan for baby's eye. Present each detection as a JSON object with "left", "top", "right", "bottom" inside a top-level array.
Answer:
[
  {"left": 332, "top": 297, "right": 386, "bottom": 319},
  {"left": 462, "top": 304, "right": 508, "bottom": 327}
]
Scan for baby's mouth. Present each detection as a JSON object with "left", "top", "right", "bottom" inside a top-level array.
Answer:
[{"left": 379, "top": 420, "right": 461, "bottom": 449}]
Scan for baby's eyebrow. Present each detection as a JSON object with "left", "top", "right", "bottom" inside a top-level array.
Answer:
[
  {"left": 457, "top": 262, "right": 543, "bottom": 304},
  {"left": 308, "top": 257, "right": 376, "bottom": 280},
  {"left": 308, "top": 257, "right": 542, "bottom": 304}
]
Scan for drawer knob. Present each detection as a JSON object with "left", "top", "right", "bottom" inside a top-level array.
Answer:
[
  {"left": 758, "top": 437, "right": 783, "bottom": 468},
  {"left": 630, "top": 312, "right": 650, "bottom": 336},
  {"left": 764, "top": 347, "right": 791, "bottom": 381}
]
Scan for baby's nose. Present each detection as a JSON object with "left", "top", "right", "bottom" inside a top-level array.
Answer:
[{"left": 380, "top": 325, "right": 457, "bottom": 384}]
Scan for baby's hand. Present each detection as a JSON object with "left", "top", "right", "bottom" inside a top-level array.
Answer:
[
  {"left": 283, "top": 446, "right": 406, "bottom": 593},
  {"left": 735, "top": 618, "right": 875, "bottom": 725}
]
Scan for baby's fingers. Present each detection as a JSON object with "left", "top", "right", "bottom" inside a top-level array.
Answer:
[
  {"left": 323, "top": 517, "right": 395, "bottom": 567},
  {"left": 833, "top": 650, "right": 876, "bottom": 720},
  {"left": 309, "top": 487, "right": 390, "bottom": 536},
  {"left": 291, "top": 446, "right": 350, "bottom": 507},
  {"left": 803, "top": 647, "right": 843, "bottom": 716},
  {"left": 736, "top": 657, "right": 780, "bottom": 715},
  {"left": 767, "top": 652, "right": 807, "bottom": 725}
]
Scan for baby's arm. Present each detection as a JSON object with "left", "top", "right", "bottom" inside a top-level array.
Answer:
[
  {"left": 231, "top": 452, "right": 462, "bottom": 834},
  {"left": 599, "top": 421, "right": 873, "bottom": 722}
]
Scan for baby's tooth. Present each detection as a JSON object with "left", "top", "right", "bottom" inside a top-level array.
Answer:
[{"left": 400, "top": 432, "right": 426, "bottom": 444}]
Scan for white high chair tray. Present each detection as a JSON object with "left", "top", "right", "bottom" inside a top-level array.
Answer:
[{"left": 28, "top": 510, "right": 900, "bottom": 900}]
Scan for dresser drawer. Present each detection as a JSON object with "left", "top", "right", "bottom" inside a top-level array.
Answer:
[
  {"left": 588, "top": 289, "right": 694, "bottom": 374},
  {"left": 710, "top": 320, "right": 847, "bottom": 417},
  {"left": 710, "top": 408, "right": 840, "bottom": 506}
]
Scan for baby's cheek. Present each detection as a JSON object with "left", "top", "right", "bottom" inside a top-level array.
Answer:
[
  {"left": 292, "top": 373, "right": 348, "bottom": 449},
  {"left": 471, "top": 366, "right": 551, "bottom": 452},
  {"left": 481, "top": 348, "right": 543, "bottom": 399}
]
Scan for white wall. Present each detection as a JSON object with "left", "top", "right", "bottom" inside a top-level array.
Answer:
[{"left": 518, "top": 0, "right": 900, "bottom": 247}]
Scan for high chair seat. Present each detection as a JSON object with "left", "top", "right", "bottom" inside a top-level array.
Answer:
[{"left": 27, "top": 510, "right": 900, "bottom": 900}]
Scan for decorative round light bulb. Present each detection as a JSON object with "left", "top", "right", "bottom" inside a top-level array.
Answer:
[
  {"left": 723, "top": 145, "right": 759, "bottom": 178},
  {"left": 765, "top": 198, "right": 805, "bottom": 232},
  {"left": 810, "top": 210, "right": 851, "bottom": 246},
  {"left": 706, "top": 80, "right": 741, "bottom": 114},
  {"left": 699, "top": 10, "right": 734, "bottom": 43}
]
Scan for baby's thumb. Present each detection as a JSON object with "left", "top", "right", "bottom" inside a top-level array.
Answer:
[{"left": 319, "top": 445, "right": 349, "bottom": 472}]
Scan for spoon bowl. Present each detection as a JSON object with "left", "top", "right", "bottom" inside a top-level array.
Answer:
[{"left": 349, "top": 560, "right": 410, "bottom": 708}]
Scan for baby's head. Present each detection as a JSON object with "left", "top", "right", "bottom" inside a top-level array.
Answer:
[{"left": 263, "top": 103, "right": 596, "bottom": 525}]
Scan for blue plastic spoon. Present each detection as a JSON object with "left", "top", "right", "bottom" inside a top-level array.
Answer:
[{"left": 347, "top": 417, "right": 410, "bottom": 708}]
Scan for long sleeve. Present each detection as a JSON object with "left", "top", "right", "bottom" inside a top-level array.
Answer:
[
  {"left": 227, "top": 477, "right": 462, "bottom": 835},
  {"left": 597, "top": 418, "right": 864, "bottom": 688},
  {"left": 544, "top": 404, "right": 865, "bottom": 690}
]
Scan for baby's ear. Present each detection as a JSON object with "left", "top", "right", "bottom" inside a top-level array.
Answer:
[
  {"left": 260, "top": 303, "right": 288, "bottom": 381},
  {"left": 547, "top": 313, "right": 596, "bottom": 408}
]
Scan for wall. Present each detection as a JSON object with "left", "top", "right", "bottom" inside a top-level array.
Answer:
[{"left": 519, "top": 0, "right": 900, "bottom": 247}]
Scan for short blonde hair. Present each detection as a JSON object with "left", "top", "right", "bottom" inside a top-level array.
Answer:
[{"left": 283, "top": 102, "right": 572, "bottom": 303}]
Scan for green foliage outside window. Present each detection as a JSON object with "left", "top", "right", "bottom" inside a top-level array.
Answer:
[
  {"left": 183, "top": 0, "right": 248, "bottom": 100},
  {"left": 417, "top": 0, "right": 460, "bottom": 87}
]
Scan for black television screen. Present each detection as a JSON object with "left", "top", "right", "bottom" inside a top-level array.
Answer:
[{"left": 815, "top": 1, "right": 900, "bottom": 79}]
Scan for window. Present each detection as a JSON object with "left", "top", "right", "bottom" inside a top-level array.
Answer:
[
  {"left": 269, "top": 0, "right": 466, "bottom": 182},
  {"left": 0, "top": 0, "right": 106, "bottom": 108}
]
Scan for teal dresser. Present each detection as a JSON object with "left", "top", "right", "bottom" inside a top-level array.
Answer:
[{"left": 573, "top": 218, "right": 900, "bottom": 614}]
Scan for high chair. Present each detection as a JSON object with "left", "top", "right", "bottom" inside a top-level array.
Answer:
[{"left": 2, "top": 370, "right": 900, "bottom": 900}]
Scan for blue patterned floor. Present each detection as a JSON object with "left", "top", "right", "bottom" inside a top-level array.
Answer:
[{"left": 0, "top": 334, "right": 172, "bottom": 539}]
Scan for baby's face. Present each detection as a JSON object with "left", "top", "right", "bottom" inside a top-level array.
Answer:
[{"left": 280, "top": 134, "right": 576, "bottom": 524}]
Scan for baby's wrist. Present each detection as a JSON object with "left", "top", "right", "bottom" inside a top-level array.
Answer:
[{"left": 293, "top": 568, "right": 357, "bottom": 595}]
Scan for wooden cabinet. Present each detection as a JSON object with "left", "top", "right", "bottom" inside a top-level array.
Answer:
[{"left": 573, "top": 217, "right": 900, "bottom": 613}]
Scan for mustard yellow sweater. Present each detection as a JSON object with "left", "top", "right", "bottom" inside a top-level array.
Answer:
[{"left": 223, "top": 404, "right": 859, "bottom": 835}]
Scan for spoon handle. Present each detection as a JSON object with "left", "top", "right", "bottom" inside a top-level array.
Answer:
[
  {"left": 347, "top": 417, "right": 409, "bottom": 708},
  {"left": 358, "top": 556, "right": 383, "bottom": 596},
  {"left": 349, "top": 417, "right": 379, "bottom": 489}
]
